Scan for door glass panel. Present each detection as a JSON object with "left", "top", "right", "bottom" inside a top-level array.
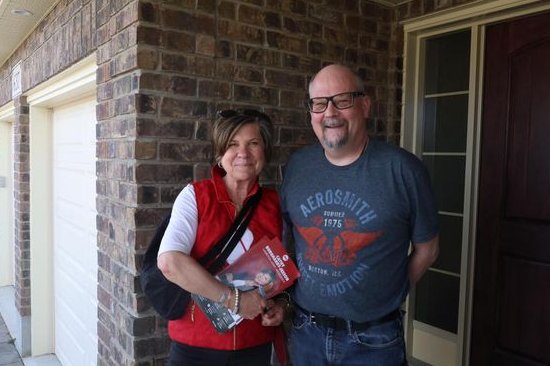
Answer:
[
  {"left": 423, "top": 94, "right": 468, "bottom": 153},
  {"left": 423, "top": 155, "right": 466, "bottom": 214},
  {"left": 415, "top": 29, "right": 471, "bottom": 339},
  {"left": 434, "top": 214, "right": 463, "bottom": 273},
  {"left": 415, "top": 270, "right": 460, "bottom": 333},
  {"left": 425, "top": 31, "right": 470, "bottom": 94}
]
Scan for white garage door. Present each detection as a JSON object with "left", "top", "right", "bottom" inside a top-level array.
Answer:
[{"left": 52, "top": 96, "right": 97, "bottom": 366}]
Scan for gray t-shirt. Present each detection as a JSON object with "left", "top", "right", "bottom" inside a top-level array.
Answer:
[{"left": 281, "top": 140, "right": 438, "bottom": 322}]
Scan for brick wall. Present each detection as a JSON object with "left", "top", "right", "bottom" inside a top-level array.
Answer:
[
  {"left": 91, "top": 1, "right": 397, "bottom": 364},
  {"left": 12, "top": 97, "right": 30, "bottom": 317}
]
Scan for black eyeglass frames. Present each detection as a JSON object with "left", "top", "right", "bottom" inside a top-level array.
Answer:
[{"left": 305, "top": 91, "right": 365, "bottom": 113}]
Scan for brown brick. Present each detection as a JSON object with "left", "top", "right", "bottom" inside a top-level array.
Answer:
[
  {"left": 159, "top": 142, "right": 211, "bottom": 162},
  {"left": 96, "top": 62, "right": 112, "bottom": 83},
  {"left": 135, "top": 140, "right": 158, "bottom": 159},
  {"left": 198, "top": 80, "right": 231, "bottom": 99},
  {"left": 112, "top": 74, "right": 135, "bottom": 98},
  {"left": 234, "top": 64, "right": 263, "bottom": 83},
  {"left": 218, "top": 1, "right": 236, "bottom": 20},
  {"left": 114, "top": 94, "right": 137, "bottom": 115},
  {"left": 238, "top": 5, "right": 265, "bottom": 27},
  {"left": 265, "top": 69, "right": 305, "bottom": 89},
  {"left": 139, "top": 72, "right": 168, "bottom": 91},
  {"left": 266, "top": 31, "right": 307, "bottom": 53},
  {"left": 161, "top": 0, "right": 195, "bottom": 8},
  {"left": 135, "top": 163, "right": 193, "bottom": 184},
  {"left": 281, "top": 89, "right": 307, "bottom": 108},
  {"left": 137, "top": 25, "right": 162, "bottom": 46},
  {"left": 161, "top": 97, "right": 207, "bottom": 118},
  {"left": 265, "top": 108, "right": 314, "bottom": 128},
  {"left": 162, "top": 54, "right": 215, "bottom": 77},
  {"left": 324, "top": 27, "right": 358, "bottom": 46},
  {"left": 137, "top": 185, "right": 160, "bottom": 204},
  {"left": 309, "top": 4, "right": 344, "bottom": 24},
  {"left": 196, "top": 34, "right": 215, "bottom": 56},
  {"left": 236, "top": 45, "right": 281, "bottom": 67},
  {"left": 112, "top": 47, "right": 138, "bottom": 76},
  {"left": 160, "top": 185, "right": 188, "bottom": 204},
  {"left": 162, "top": 30, "right": 195, "bottom": 52},
  {"left": 139, "top": 2, "right": 158, "bottom": 23},
  {"left": 282, "top": 53, "right": 321, "bottom": 73},
  {"left": 282, "top": 17, "right": 321, "bottom": 36},
  {"left": 266, "top": 0, "right": 307, "bottom": 16},
  {"left": 161, "top": 9, "right": 215, "bottom": 34},
  {"left": 233, "top": 84, "right": 278, "bottom": 105},
  {"left": 197, "top": 0, "right": 216, "bottom": 12},
  {"left": 136, "top": 117, "right": 195, "bottom": 138},
  {"left": 168, "top": 76, "right": 197, "bottom": 95},
  {"left": 264, "top": 11, "right": 282, "bottom": 29},
  {"left": 216, "top": 39, "right": 233, "bottom": 58},
  {"left": 96, "top": 100, "right": 114, "bottom": 121},
  {"left": 218, "top": 19, "right": 264, "bottom": 44},
  {"left": 135, "top": 94, "right": 159, "bottom": 115},
  {"left": 137, "top": 47, "right": 159, "bottom": 70}
]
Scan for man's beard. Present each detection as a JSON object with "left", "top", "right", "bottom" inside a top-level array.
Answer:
[{"left": 322, "top": 118, "right": 348, "bottom": 149}]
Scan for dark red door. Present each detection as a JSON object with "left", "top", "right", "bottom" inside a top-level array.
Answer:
[{"left": 471, "top": 10, "right": 550, "bottom": 366}]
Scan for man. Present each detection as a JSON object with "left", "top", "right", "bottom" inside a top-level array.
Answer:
[{"left": 280, "top": 64, "right": 439, "bottom": 366}]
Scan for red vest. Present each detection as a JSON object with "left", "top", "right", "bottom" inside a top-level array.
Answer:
[{"left": 168, "top": 166, "right": 283, "bottom": 350}]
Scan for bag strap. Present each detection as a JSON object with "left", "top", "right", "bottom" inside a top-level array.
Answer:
[{"left": 199, "top": 187, "right": 263, "bottom": 274}]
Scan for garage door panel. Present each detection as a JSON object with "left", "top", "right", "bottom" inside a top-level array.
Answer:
[
  {"left": 52, "top": 97, "right": 97, "bottom": 366},
  {"left": 55, "top": 199, "right": 96, "bottom": 234}
]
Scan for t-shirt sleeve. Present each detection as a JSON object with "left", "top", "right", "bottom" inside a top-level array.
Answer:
[{"left": 158, "top": 184, "right": 198, "bottom": 256}]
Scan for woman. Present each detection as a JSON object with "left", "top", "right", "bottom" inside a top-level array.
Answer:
[{"left": 157, "top": 109, "right": 287, "bottom": 366}]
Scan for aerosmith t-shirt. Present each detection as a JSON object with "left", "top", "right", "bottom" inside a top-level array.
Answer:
[{"left": 280, "top": 140, "right": 438, "bottom": 323}]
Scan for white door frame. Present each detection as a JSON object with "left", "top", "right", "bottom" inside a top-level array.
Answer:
[{"left": 26, "top": 53, "right": 97, "bottom": 356}]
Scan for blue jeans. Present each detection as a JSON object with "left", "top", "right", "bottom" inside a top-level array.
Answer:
[{"left": 288, "top": 306, "right": 407, "bottom": 366}]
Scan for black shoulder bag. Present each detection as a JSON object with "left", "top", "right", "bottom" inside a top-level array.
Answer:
[{"left": 140, "top": 188, "right": 263, "bottom": 320}]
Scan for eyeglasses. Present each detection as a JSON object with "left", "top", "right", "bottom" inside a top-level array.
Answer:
[
  {"left": 217, "top": 109, "right": 271, "bottom": 122},
  {"left": 305, "top": 91, "right": 365, "bottom": 113}
]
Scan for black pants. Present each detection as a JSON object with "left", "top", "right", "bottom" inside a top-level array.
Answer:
[{"left": 167, "top": 341, "right": 272, "bottom": 366}]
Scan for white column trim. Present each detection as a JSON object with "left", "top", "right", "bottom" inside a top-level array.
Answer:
[{"left": 26, "top": 52, "right": 97, "bottom": 357}]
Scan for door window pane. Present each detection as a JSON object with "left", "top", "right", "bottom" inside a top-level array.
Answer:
[
  {"left": 423, "top": 94, "right": 468, "bottom": 153},
  {"left": 415, "top": 29, "right": 470, "bottom": 337},
  {"left": 423, "top": 155, "right": 466, "bottom": 214},
  {"left": 425, "top": 31, "right": 471, "bottom": 94},
  {"left": 434, "top": 214, "right": 463, "bottom": 274},
  {"left": 415, "top": 270, "right": 460, "bottom": 333}
]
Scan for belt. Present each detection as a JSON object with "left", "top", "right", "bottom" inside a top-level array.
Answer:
[{"left": 297, "top": 305, "right": 401, "bottom": 331}]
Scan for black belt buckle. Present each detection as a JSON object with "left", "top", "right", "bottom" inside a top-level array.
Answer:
[{"left": 310, "top": 312, "right": 345, "bottom": 330}]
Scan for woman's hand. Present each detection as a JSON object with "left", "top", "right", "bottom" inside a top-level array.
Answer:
[
  {"left": 261, "top": 299, "right": 285, "bottom": 326},
  {"left": 237, "top": 290, "right": 267, "bottom": 319}
]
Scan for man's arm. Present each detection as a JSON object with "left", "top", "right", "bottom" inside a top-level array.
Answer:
[{"left": 408, "top": 235, "right": 439, "bottom": 286}]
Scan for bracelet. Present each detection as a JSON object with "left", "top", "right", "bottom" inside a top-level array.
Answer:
[
  {"left": 232, "top": 287, "right": 240, "bottom": 314},
  {"left": 217, "top": 287, "right": 230, "bottom": 305}
]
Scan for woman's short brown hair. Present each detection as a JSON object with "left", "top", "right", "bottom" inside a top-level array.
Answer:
[{"left": 212, "top": 109, "right": 274, "bottom": 164}]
